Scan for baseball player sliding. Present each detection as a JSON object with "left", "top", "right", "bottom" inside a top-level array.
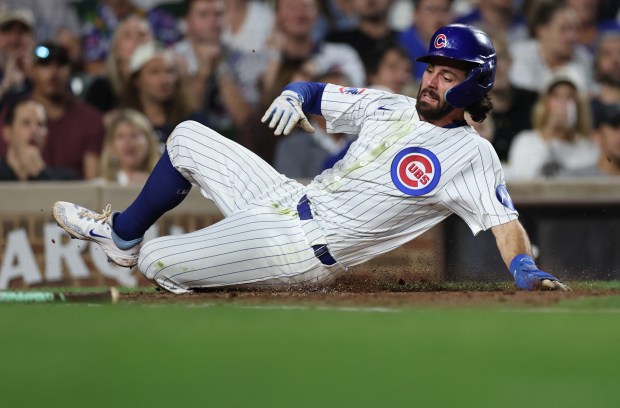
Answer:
[{"left": 53, "top": 24, "right": 569, "bottom": 293}]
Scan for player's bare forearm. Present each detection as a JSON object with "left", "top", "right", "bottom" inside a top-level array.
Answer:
[
  {"left": 491, "top": 219, "right": 532, "bottom": 270},
  {"left": 492, "top": 220, "right": 569, "bottom": 291}
]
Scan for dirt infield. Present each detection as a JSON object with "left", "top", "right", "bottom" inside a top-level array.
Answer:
[{"left": 122, "top": 272, "right": 620, "bottom": 308}]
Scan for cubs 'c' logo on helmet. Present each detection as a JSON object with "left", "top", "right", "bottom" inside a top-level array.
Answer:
[
  {"left": 434, "top": 33, "right": 447, "bottom": 49},
  {"left": 391, "top": 147, "right": 441, "bottom": 196}
]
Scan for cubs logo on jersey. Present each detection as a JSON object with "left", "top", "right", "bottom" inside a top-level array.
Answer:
[
  {"left": 391, "top": 147, "right": 441, "bottom": 196},
  {"left": 339, "top": 87, "right": 366, "bottom": 95}
]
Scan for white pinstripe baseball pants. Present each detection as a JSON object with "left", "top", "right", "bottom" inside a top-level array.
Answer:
[{"left": 137, "top": 121, "right": 346, "bottom": 293}]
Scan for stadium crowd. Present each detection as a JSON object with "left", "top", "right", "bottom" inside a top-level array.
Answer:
[{"left": 0, "top": 0, "right": 619, "bottom": 183}]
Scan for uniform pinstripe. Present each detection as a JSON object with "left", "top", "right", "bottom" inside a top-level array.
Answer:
[
  {"left": 307, "top": 84, "right": 517, "bottom": 267},
  {"left": 138, "top": 121, "right": 344, "bottom": 293},
  {"left": 138, "top": 84, "right": 517, "bottom": 293}
]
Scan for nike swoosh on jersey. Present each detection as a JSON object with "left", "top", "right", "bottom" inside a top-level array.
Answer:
[
  {"left": 89, "top": 229, "right": 109, "bottom": 239},
  {"left": 378, "top": 106, "right": 391, "bottom": 111}
]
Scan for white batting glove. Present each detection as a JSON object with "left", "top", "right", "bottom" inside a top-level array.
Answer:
[{"left": 261, "top": 90, "right": 316, "bottom": 136}]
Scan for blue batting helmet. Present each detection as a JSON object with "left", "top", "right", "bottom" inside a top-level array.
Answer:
[{"left": 416, "top": 24, "right": 496, "bottom": 108}]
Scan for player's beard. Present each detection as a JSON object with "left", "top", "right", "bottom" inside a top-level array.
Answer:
[{"left": 415, "top": 87, "right": 455, "bottom": 122}]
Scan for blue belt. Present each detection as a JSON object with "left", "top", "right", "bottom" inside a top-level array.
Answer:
[{"left": 297, "top": 195, "right": 336, "bottom": 266}]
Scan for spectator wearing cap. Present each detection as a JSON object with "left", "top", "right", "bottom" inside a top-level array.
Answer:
[
  {"left": 0, "top": 9, "right": 35, "bottom": 108},
  {"left": 590, "top": 31, "right": 620, "bottom": 129},
  {"left": 120, "top": 41, "right": 205, "bottom": 146},
  {"left": 0, "top": 97, "right": 75, "bottom": 181},
  {"left": 1, "top": 0, "right": 81, "bottom": 42},
  {"left": 0, "top": 42, "right": 105, "bottom": 179},
  {"left": 398, "top": 0, "right": 453, "bottom": 82},
  {"left": 505, "top": 75, "right": 598, "bottom": 180},
  {"left": 81, "top": 0, "right": 181, "bottom": 76},
  {"left": 83, "top": 15, "right": 154, "bottom": 113},
  {"left": 561, "top": 105, "right": 620, "bottom": 176}
]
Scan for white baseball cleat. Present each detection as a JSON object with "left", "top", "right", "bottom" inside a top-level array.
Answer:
[{"left": 52, "top": 201, "right": 143, "bottom": 268}]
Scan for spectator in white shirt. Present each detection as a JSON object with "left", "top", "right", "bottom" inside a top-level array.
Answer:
[
  {"left": 509, "top": 0, "right": 593, "bottom": 94},
  {"left": 506, "top": 74, "right": 598, "bottom": 180}
]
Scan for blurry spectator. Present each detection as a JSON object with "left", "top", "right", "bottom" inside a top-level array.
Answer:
[
  {"left": 1, "top": 0, "right": 80, "bottom": 41},
  {"left": 600, "top": 0, "right": 620, "bottom": 20},
  {"left": 30, "top": 42, "right": 105, "bottom": 179},
  {"left": 398, "top": 0, "right": 453, "bottom": 81},
  {"left": 0, "top": 97, "right": 75, "bottom": 181},
  {"left": 99, "top": 108, "right": 160, "bottom": 185},
  {"left": 122, "top": 41, "right": 201, "bottom": 145},
  {"left": 455, "top": 0, "right": 528, "bottom": 44},
  {"left": 315, "top": 0, "right": 359, "bottom": 41},
  {"left": 590, "top": 30, "right": 620, "bottom": 129},
  {"left": 568, "top": 0, "right": 620, "bottom": 53},
  {"left": 2, "top": 0, "right": 83, "bottom": 86},
  {"left": 326, "top": 0, "right": 399, "bottom": 73},
  {"left": 81, "top": 0, "right": 181, "bottom": 76},
  {"left": 263, "top": 0, "right": 365, "bottom": 103},
  {"left": 509, "top": 0, "right": 593, "bottom": 94},
  {"left": 484, "top": 33, "right": 532, "bottom": 161},
  {"left": 506, "top": 75, "right": 597, "bottom": 180},
  {"left": 0, "top": 9, "right": 35, "bottom": 108},
  {"left": 222, "top": 0, "right": 275, "bottom": 52},
  {"left": 366, "top": 44, "right": 413, "bottom": 94},
  {"left": 84, "top": 15, "right": 154, "bottom": 113},
  {"left": 248, "top": 0, "right": 365, "bottom": 165},
  {"left": 562, "top": 105, "right": 620, "bottom": 176},
  {"left": 568, "top": 0, "right": 600, "bottom": 52},
  {"left": 274, "top": 71, "right": 357, "bottom": 178},
  {"left": 174, "top": 0, "right": 255, "bottom": 138}
]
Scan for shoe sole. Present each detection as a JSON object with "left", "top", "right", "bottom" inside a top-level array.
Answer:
[{"left": 52, "top": 204, "right": 138, "bottom": 268}]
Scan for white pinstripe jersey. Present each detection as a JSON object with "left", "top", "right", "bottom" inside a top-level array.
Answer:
[{"left": 305, "top": 84, "right": 519, "bottom": 267}]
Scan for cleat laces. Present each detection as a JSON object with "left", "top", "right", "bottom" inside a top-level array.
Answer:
[{"left": 78, "top": 204, "right": 112, "bottom": 224}]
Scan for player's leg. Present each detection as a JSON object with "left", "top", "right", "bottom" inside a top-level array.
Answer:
[
  {"left": 138, "top": 205, "right": 346, "bottom": 293},
  {"left": 52, "top": 148, "right": 190, "bottom": 267},
  {"left": 54, "top": 120, "right": 301, "bottom": 267},
  {"left": 165, "top": 120, "right": 302, "bottom": 215}
]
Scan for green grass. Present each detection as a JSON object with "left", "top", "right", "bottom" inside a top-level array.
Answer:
[{"left": 1, "top": 294, "right": 619, "bottom": 408}]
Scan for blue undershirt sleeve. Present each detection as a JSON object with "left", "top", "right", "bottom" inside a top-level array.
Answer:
[{"left": 282, "top": 82, "right": 327, "bottom": 116}]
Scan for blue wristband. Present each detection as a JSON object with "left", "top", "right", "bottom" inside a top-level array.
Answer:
[
  {"left": 509, "top": 254, "right": 536, "bottom": 279},
  {"left": 282, "top": 81, "right": 326, "bottom": 115}
]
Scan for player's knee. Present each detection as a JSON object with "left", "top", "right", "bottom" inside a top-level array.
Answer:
[
  {"left": 137, "top": 238, "right": 168, "bottom": 281},
  {"left": 167, "top": 120, "right": 216, "bottom": 149}
]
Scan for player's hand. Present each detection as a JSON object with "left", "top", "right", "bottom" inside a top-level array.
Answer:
[
  {"left": 511, "top": 255, "right": 571, "bottom": 291},
  {"left": 261, "top": 90, "right": 315, "bottom": 136}
]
